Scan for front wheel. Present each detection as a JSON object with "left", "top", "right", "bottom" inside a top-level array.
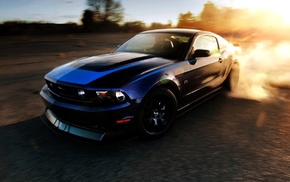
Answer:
[{"left": 138, "top": 88, "right": 177, "bottom": 139}]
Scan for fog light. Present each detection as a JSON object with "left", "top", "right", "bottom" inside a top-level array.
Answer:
[{"left": 96, "top": 91, "right": 108, "bottom": 100}]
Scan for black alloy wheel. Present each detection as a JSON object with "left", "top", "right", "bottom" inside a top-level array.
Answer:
[{"left": 138, "top": 88, "right": 177, "bottom": 139}]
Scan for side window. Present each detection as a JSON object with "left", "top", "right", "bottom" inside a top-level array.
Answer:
[
  {"left": 217, "top": 36, "right": 229, "bottom": 50},
  {"left": 193, "top": 35, "right": 219, "bottom": 54}
]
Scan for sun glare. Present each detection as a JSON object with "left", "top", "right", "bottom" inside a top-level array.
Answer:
[
  {"left": 278, "top": 9, "right": 290, "bottom": 24},
  {"left": 265, "top": 2, "right": 290, "bottom": 24},
  {"left": 230, "top": 0, "right": 290, "bottom": 24}
]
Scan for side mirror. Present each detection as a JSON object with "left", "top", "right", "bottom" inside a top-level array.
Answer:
[
  {"left": 193, "top": 49, "right": 211, "bottom": 58},
  {"left": 188, "top": 49, "right": 211, "bottom": 64}
]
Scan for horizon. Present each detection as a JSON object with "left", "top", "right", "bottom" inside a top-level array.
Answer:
[{"left": 0, "top": 0, "right": 289, "bottom": 26}]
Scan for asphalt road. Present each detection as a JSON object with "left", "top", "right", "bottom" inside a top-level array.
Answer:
[
  {"left": 1, "top": 89, "right": 290, "bottom": 181},
  {"left": 0, "top": 34, "right": 290, "bottom": 181}
]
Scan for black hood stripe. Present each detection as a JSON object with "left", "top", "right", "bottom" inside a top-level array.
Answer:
[
  {"left": 82, "top": 55, "right": 155, "bottom": 72},
  {"left": 70, "top": 52, "right": 155, "bottom": 72}
]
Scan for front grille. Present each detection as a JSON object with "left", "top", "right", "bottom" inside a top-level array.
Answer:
[
  {"left": 45, "top": 80, "right": 120, "bottom": 106},
  {"left": 46, "top": 80, "right": 89, "bottom": 101}
]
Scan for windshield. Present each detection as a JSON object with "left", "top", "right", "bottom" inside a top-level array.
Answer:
[{"left": 114, "top": 32, "right": 192, "bottom": 60}]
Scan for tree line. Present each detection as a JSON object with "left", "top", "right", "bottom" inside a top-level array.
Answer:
[
  {"left": 177, "top": 2, "right": 289, "bottom": 39},
  {"left": 1, "top": 0, "right": 289, "bottom": 39}
]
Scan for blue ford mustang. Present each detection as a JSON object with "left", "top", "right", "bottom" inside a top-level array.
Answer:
[{"left": 40, "top": 29, "right": 239, "bottom": 141}]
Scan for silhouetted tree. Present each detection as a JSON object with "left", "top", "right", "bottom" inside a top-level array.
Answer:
[
  {"left": 81, "top": 9, "right": 95, "bottom": 32},
  {"left": 200, "top": 1, "right": 220, "bottom": 31},
  {"left": 177, "top": 11, "right": 196, "bottom": 28},
  {"left": 87, "top": 0, "right": 124, "bottom": 23},
  {"left": 0, "top": 21, "right": 80, "bottom": 35},
  {"left": 149, "top": 22, "right": 172, "bottom": 29},
  {"left": 122, "top": 21, "right": 146, "bottom": 32}
]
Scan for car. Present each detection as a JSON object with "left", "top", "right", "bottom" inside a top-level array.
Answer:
[{"left": 40, "top": 28, "right": 240, "bottom": 141}]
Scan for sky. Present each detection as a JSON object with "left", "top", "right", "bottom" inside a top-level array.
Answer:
[{"left": 0, "top": 0, "right": 289, "bottom": 25}]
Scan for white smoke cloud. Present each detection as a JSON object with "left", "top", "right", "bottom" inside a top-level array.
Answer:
[{"left": 229, "top": 41, "right": 290, "bottom": 101}]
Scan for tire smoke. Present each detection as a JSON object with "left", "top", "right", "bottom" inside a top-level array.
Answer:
[{"left": 229, "top": 41, "right": 290, "bottom": 100}]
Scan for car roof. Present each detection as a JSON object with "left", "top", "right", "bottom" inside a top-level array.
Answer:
[{"left": 141, "top": 28, "right": 212, "bottom": 35}]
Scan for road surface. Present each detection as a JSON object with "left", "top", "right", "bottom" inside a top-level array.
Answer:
[{"left": 1, "top": 90, "right": 290, "bottom": 181}]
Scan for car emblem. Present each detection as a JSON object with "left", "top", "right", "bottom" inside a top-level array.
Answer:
[
  {"left": 57, "top": 85, "right": 65, "bottom": 90},
  {"left": 78, "top": 89, "right": 85, "bottom": 97}
]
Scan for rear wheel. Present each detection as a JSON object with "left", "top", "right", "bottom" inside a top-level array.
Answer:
[
  {"left": 224, "top": 62, "right": 240, "bottom": 91},
  {"left": 138, "top": 88, "right": 177, "bottom": 139}
]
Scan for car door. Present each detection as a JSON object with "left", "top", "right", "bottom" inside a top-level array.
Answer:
[{"left": 183, "top": 34, "right": 225, "bottom": 102}]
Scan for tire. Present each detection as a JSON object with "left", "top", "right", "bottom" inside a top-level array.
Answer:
[
  {"left": 138, "top": 88, "right": 178, "bottom": 139},
  {"left": 224, "top": 62, "right": 240, "bottom": 91}
]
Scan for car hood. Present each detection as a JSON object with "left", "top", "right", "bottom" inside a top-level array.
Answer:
[{"left": 45, "top": 52, "right": 174, "bottom": 88}]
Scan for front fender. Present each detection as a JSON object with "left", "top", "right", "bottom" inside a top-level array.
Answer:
[{"left": 122, "top": 71, "right": 180, "bottom": 101}]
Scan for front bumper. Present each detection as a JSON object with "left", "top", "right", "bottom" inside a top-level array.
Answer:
[
  {"left": 40, "top": 85, "right": 139, "bottom": 141},
  {"left": 42, "top": 109, "right": 106, "bottom": 141}
]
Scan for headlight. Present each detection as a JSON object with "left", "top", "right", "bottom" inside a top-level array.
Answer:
[
  {"left": 95, "top": 90, "right": 127, "bottom": 102},
  {"left": 115, "top": 91, "right": 126, "bottom": 101}
]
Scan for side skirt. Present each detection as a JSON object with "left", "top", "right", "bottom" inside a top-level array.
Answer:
[{"left": 177, "top": 86, "right": 222, "bottom": 117}]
